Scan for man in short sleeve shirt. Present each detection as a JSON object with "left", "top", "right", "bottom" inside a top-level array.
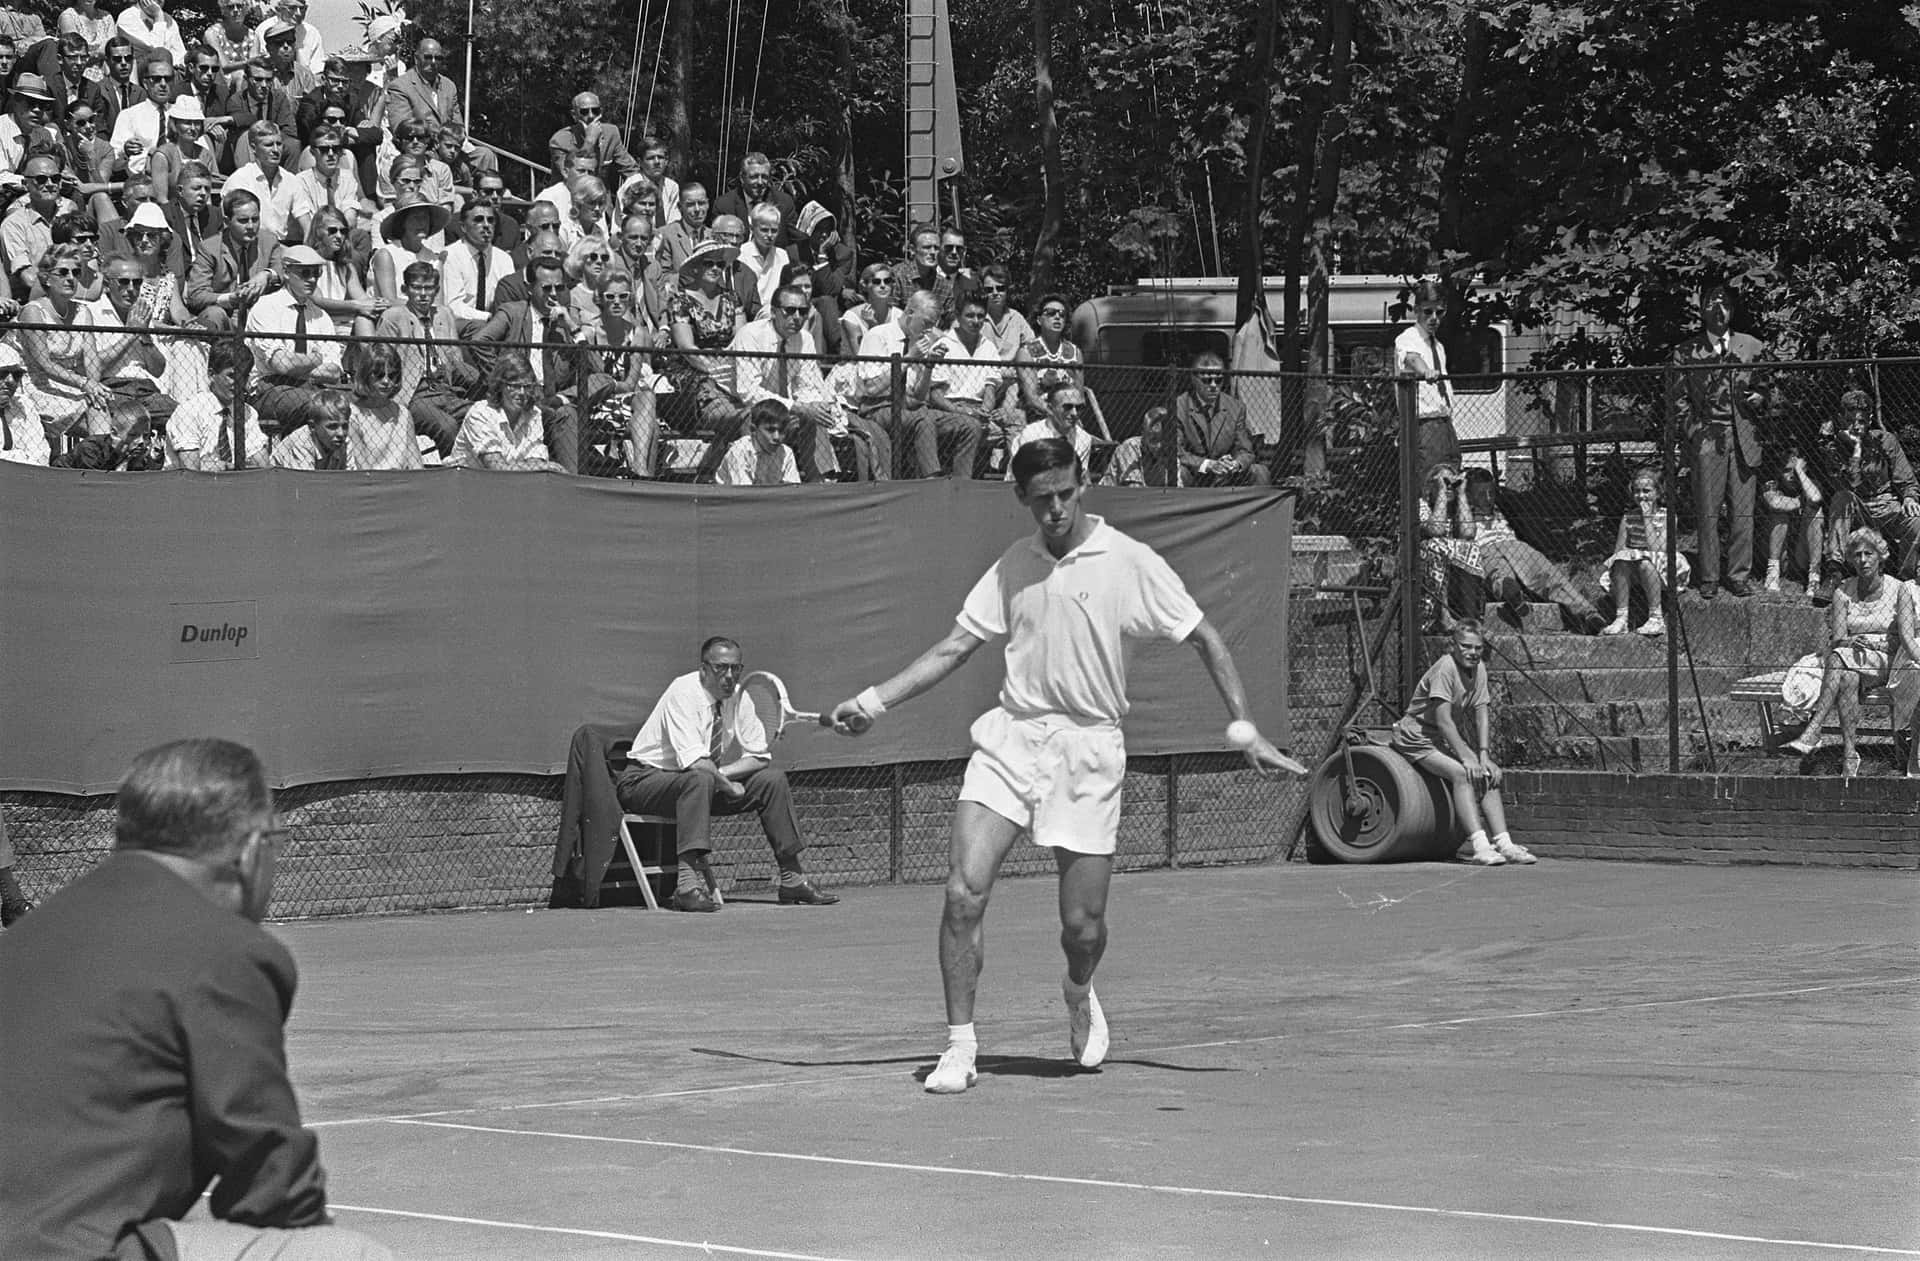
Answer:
[
  {"left": 614, "top": 636, "right": 839, "bottom": 912},
  {"left": 829, "top": 438, "right": 1301, "bottom": 1094}
]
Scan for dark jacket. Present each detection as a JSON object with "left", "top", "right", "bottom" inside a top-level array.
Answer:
[{"left": 552, "top": 722, "right": 633, "bottom": 907}]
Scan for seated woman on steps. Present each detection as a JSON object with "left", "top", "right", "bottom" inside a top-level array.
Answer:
[{"left": 1782, "top": 527, "right": 1920, "bottom": 777}]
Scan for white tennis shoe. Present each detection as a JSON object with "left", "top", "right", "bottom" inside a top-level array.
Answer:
[
  {"left": 925, "top": 1043, "right": 977, "bottom": 1094},
  {"left": 1493, "top": 837, "right": 1538, "bottom": 864},
  {"left": 1067, "top": 987, "right": 1109, "bottom": 1068}
]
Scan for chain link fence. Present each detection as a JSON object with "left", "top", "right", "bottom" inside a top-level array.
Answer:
[{"left": 17, "top": 339, "right": 1916, "bottom": 903}]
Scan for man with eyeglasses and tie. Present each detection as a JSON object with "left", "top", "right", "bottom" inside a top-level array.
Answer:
[
  {"left": 213, "top": 57, "right": 298, "bottom": 170},
  {"left": 289, "top": 124, "right": 369, "bottom": 229},
  {"left": 616, "top": 638, "right": 840, "bottom": 912},
  {"left": 82, "top": 35, "right": 141, "bottom": 135},
  {"left": 385, "top": 36, "right": 459, "bottom": 135},
  {"left": 246, "top": 242, "right": 343, "bottom": 435},
  {"left": 439, "top": 199, "right": 512, "bottom": 329},
  {"left": 548, "top": 91, "right": 639, "bottom": 189},
  {"left": 1174, "top": 350, "right": 1268, "bottom": 487},
  {"left": 0, "top": 738, "right": 400, "bottom": 1261},
  {"left": 696, "top": 281, "right": 844, "bottom": 482},
  {"left": 105, "top": 52, "right": 172, "bottom": 176}
]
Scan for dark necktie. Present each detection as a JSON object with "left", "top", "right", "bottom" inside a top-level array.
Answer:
[
  {"left": 709, "top": 702, "right": 726, "bottom": 762},
  {"left": 422, "top": 313, "right": 438, "bottom": 376},
  {"left": 473, "top": 246, "right": 488, "bottom": 306},
  {"left": 294, "top": 304, "right": 308, "bottom": 353},
  {"left": 776, "top": 336, "right": 790, "bottom": 398}
]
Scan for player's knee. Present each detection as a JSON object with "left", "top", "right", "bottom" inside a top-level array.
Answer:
[
  {"left": 1060, "top": 904, "right": 1105, "bottom": 948},
  {"left": 943, "top": 872, "right": 991, "bottom": 922}
]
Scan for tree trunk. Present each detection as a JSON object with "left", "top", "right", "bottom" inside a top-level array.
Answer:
[
  {"left": 828, "top": 0, "right": 859, "bottom": 260},
  {"left": 1235, "top": 0, "right": 1280, "bottom": 327},
  {"left": 1435, "top": 11, "right": 1489, "bottom": 262},
  {"left": 1305, "top": 0, "right": 1352, "bottom": 377},
  {"left": 1280, "top": 0, "right": 1335, "bottom": 376},
  {"left": 664, "top": 0, "right": 693, "bottom": 181},
  {"left": 1029, "top": 0, "right": 1065, "bottom": 294}
]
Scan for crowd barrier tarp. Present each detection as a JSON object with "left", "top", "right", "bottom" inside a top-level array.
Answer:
[{"left": 0, "top": 465, "right": 1291, "bottom": 793}]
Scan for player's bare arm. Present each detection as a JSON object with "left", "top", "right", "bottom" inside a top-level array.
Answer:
[
  {"left": 828, "top": 625, "right": 987, "bottom": 733},
  {"left": 1186, "top": 617, "right": 1307, "bottom": 777}
]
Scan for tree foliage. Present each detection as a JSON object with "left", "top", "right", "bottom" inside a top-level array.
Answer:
[{"left": 396, "top": 0, "right": 1918, "bottom": 357}]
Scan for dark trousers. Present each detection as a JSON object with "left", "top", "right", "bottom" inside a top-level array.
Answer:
[
  {"left": 254, "top": 377, "right": 326, "bottom": 437},
  {"left": 409, "top": 386, "right": 472, "bottom": 457},
  {"left": 1827, "top": 490, "right": 1920, "bottom": 579},
  {"left": 614, "top": 763, "right": 805, "bottom": 863},
  {"left": 1691, "top": 426, "right": 1755, "bottom": 587}
]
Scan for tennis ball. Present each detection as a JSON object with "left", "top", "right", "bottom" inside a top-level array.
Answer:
[{"left": 1225, "top": 720, "right": 1259, "bottom": 749}]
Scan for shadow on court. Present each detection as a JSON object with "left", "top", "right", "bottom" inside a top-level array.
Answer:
[{"left": 280, "top": 861, "right": 1920, "bottom": 1260}]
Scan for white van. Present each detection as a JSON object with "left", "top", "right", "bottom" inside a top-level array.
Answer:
[{"left": 1068, "top": 275, "right": 1549, "bottom": 447}]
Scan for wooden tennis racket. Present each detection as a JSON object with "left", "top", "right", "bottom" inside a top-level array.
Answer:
[{"left": 737, "top": 671, "right": 836, "bottom": 741}]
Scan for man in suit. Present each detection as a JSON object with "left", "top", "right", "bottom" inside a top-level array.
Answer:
[
  {"left": 1173, "top": 350, "right": 1266, "bottom": 486},
  {"left": 711, "top": 151, "right": 798, "bottom": 251},
  {"left": 211, "top": 59, "right": 299, "bottom": 171},
  {"left": 161, "top": 158, "right": 223, "bottom": 281},
  {"left": 0, "top": 737, "right": 395, "bottom": 1260},
  {"left": 384, "top": 37, "right": 458, "bottom": 135},
  {"left": 548, "top": 91, "right": 638, "bottom": 190},
  {"left": 471, "top": 257, "right": 615, "bottom": 473},
  {"left": 1669, "top": 281, "right": 1767, "bottom": 599},
  {"left": 81, "top": 35, "right": 143, "bottom": 137},
  {"left": 185, "top": 187, "right": 283, "bottom": 327}
]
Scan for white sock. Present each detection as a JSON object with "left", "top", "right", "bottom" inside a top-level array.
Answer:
[
  {"left": 947, "top": 1022, "right": 976, "bottom": 1050},
  {"left": 1063, "top": 975, "right": 1090, "bottom": 1005},
  {"left": 1491, "top": 832, "right": 1512, "bottom": 847},
  {"left": 1466, "top": 829, "right": 1490, "bottom": 849}
]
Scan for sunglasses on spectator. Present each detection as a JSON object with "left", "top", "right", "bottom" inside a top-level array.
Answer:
[
  {"left": 107, "top": 274, "right": 143, "bottom": 286},
  {"left": 979, "top": 283, "right": 1005, "bottom": 293},
  {"left": 70, "top": 115, "right": 96, "bottom": 126},
  {"left": 25, "top": 174, "right": 60, "bottom": 186},
  {"left": 47, "top": 266, "right": 82, "bottom": 278},
  {"left": 0, "top": 367, "right": 24, "bottom": 380},
  {"left": 584, "top": 251, "right": 608, "bottom": 261},
  {"left": 503, "top": 381, "right": 537, "bottom": 394},
  {"left": 869, "top": 275, "right": 893, "bottom": 286},
  {"left": 574, "top": 106, "right": 601, "bottom": 118},
  {"left": 143, "top": 73, "right": 171, "bottom": 83},
  {"left": 128, "top": 227, "right": 164, "bottom": 239},
  {"left": 403, "top": 135, "right": 431, "bottom": 146},
  {"left": 109, "top": 53, "right": 134, "bottom": 63},
  {"left": 775, "top": 303, "right": 808, "bottom": 315},
  {"left": 943, "top": 243, "right": 964, "bottom": 252},
  {"left": 312, "top": 144, "right": 341, "bottom": 154},
  {"left": 535, "top": 282, "right": 567, "bottom": 294},
  {"left": 70, "top": 232, "right": 99, "bottom": 243},
  {"left": 1039, "top": 307, "right": 1067, "bottom": 318},
  {"left": 320, "top": 224, "right": 346, "bottom": 235}
]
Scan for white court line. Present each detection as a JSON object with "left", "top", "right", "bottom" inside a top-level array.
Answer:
[
  {"left": 308, "top": 972, "right": 1920, "bottom": 1129},
  {"left": 377, "top": 1120, "right": 1920, "bottom": 1257},
  {"left": 330, "top": 1204, "right": 858, "bottom": 1260}
]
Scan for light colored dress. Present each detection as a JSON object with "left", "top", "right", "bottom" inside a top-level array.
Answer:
[
  {"left": 20, "top": 297, "right": 101, "bottom": 440},
  {"left": 1829, "top": 575, "right": 1903, "bottom": 680},
  {"left": 1605, "top": 508, "right": 1692, "bottom": 593}
]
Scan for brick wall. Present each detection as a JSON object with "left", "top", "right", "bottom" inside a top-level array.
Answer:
[
  {"left": 0, "top": 754, "right": 1294, "bottom": 919},
  {"left": 1504, "top": 770, "right": 1920, "bottom": 869}
]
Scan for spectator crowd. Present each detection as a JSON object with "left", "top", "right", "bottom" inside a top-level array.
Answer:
[{"left": 0, "top": 4, "right": 1281, "bottom": 487}]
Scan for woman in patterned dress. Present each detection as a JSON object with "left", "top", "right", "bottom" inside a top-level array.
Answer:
[{"left": 662, "top": 240, "right": 743, "bottom": 434}]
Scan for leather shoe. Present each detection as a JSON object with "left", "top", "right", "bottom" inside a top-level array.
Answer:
[
  {"left": 778, "top": 879, "right": 840, "bottom": 906},
  {"left": 672, "top": 884, "right": 719, "bottom": 913},
  {"left": 1723, "top": 579, "right": 1754, "bottom": 597},
  {"left": 1692, "top": 582, "right": 1717, "bottom": 601}
]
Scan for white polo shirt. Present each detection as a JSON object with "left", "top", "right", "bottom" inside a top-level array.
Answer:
[
  {"left": 628, "top": 670, "right": 771, "bottom": 770},
  {"left": 957, "top": 515, "right": 1203, "bottom": 723}
]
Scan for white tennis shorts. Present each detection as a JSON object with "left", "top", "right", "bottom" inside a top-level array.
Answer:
[{"left": 958, "top": 707, "right": 1126, "bottom": 855}]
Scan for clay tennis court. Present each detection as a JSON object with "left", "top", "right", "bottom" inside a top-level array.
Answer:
[{"left": 281, "top": 861, "right": 1918, "bottom": 1260}]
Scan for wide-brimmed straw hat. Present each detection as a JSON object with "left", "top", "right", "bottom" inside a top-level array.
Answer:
[
  {"left": 676, "top": 239, "right": 737, "bottom": 280},
  {"left": 381, "top": 194, "right": 452, "bottom": 242}
]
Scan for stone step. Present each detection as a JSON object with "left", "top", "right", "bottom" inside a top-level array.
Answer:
[
  {"left": 1494, "top": 697, "right": 1760, "bottom": 744},
  {"left": 1490, "top": 666, "right": 1744, "bottom": 705}
]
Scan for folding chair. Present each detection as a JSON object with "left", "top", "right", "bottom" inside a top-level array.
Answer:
[
  {"left": 613, "top": 814, "right": 677, "bottom": 910},
  {"left": 613, "top": 813, "right": 729, "bottom": 909}
]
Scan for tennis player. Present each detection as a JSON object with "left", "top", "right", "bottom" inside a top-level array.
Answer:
[{"left": 829, "top": 437, "right": 1301, "bottom": 1095}]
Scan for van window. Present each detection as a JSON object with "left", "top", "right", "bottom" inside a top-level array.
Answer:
[
  {"left": 1441, "top": 326, "right": 1503, "bottom": 393},
  {"left": 1140, "top": 329, "right": 1231, "bottom": 371}
]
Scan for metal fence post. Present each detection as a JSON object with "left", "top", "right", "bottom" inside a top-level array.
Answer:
[
  {"left": 1396, "top": 376, "right": 1420, "bottom": 711},
  {"left": 1164, "top": 755, "right": 1178, "bottom": 868},
  {"left": 1663, "top": 375, "right": 1681, "bottom": 774},
  {"left": 889, "top": 763, "right": 904, "bottom": 883},
  {"left": 889, "top": 352, "right": 904, "bottom": 436},
  {"left": 230, "top": 318, "right": 249, "bottom": 470}
]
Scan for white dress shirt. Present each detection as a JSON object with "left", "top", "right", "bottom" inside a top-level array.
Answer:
[
  {"left": 627, "top": 670, "right": 770, "bottom": 770},
  {"left": 439, "top": 239, "right": 514, "bottom": 321},
  {"left": 728, "top": 318, "right": 832, "bottom": 408},
  {"left": 222, "top": 163, "right": 316, "bottom": 245}
]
